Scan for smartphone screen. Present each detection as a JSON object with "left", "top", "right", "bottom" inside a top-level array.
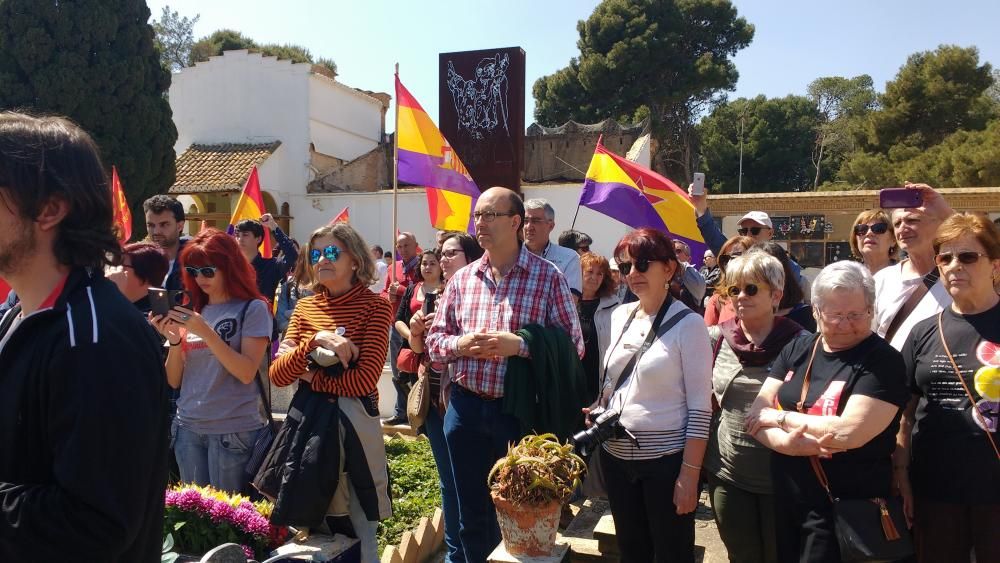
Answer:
[
  {"left": 424, "top": 291, "right": 437, "bottom": 315},
  {"left": 879, "top": 188, "right": 923, "bottom": 209}
]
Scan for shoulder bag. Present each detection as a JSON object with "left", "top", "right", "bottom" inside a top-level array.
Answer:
[
  {"left": 798, "top": 337, "right": 914, "bottom": 562},
  {"left": 239, "top": 300, "right": 279, "bottom": 482}
]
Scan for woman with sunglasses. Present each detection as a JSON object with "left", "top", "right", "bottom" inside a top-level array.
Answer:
[
  {"left": 406, "top": 231, "right": 483, "bottom": 563},
  {"left": 593, "top": 228, "right": 712, "bottom": 563},
  {"left": 746, "top": 261, "right": 909, "bottom": 563},
  {"left": 894, "top": 213, "right": 1000, "bottom": 562},
  {"left": 850, "top": 210, "right": 898, "bottom": 275},
  {"left": 150, "top": 229, "right": 272, "bottom": 493},
  {"left": 704, "top": 250, "right": 808, "bottom": 562},
  {"left": 268, "top": 223, "right": 393, "bottom": 563},
  {"left": 705, "top": 235, "right": 755, "bottom": 327}
]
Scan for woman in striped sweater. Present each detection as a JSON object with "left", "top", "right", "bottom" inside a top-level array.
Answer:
[{"left": 270, "top": 223, "right": 393, "bottom": 563}]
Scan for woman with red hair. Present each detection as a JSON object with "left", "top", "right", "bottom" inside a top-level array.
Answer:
[{"left": 151, "top": 229, "right": 272, "bottom": 493}]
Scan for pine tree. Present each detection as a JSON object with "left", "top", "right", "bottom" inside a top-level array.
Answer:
[{"left": 0, "top": 0, "right": 177, "bottom": 238}]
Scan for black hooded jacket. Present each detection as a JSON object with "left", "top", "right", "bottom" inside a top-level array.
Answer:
[{"left": 0, "top": 268, "right": 169, "bottom": 561}]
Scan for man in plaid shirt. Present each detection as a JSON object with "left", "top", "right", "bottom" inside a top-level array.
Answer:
[{"left": 426, "top": 187, "right": 583, "bottom": 562}]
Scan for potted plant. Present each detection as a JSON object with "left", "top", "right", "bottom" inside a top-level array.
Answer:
[{"left": 487, "top": 433, "right": 586, "bottom": 556}]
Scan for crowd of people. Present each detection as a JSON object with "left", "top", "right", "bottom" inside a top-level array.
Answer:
[{"left": 0, "top": 110, "right": 997, "bottom": 563}]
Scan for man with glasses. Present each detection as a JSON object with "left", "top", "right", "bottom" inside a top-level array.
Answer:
[
  {"left": 381, "top": 231, "right": 422, "bottom": 426},
  {"left": 426, "top": 187, "right": 583, "bottom": 563},
  {"left": 523, "top": 199, "right": 582, "bottom": 295},
  {"left": 874, "top": 183, "right": 955, "bottom": 350}
]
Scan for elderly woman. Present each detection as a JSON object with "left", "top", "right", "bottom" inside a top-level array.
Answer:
[
  {"left": 704, "top": 250, "right": 807, "bottom": 563},
  {"left": 594, "top": 227, "right": 712, "bottom": 563},
  {"left": 705, "top": 235, "right": 755, "bottom": 326},
  {"left": 267, "top": 224, "right": 393, "bottom": 563},
  {"left": 850, "top": 209, "right": 898, "bottom": 275},
  {"left": 746, "top": 261, "right": 910, "bottom": 563},
  {"left": 895, "top": 213, "right": 1000, "bottom": 562},
  {"left": 579, "top": 251, "right": 621, "bottom": 403}
]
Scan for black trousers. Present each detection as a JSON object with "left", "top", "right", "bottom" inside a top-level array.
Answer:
[{"left": 602, "top": 450, "right": 695, "bottom": 563}]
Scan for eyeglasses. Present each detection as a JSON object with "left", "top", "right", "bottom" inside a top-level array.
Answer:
[
  {"left": 737, "top": 226, "right": 767, "bottom": 236},
  {"left": 473, "top": 210, "right": 516, "bottom": 223},
  {"left": 185, "top": 266, "right": 218, "bottom": 278},
  {"left": 310, "top": 245, "right": 342, "bottom": 265},
  {"left": 617, "top": 259, "right": 652, "bottom": 276},
  {"left": 819, "top": 310, "right": 870, "bottom": 324},
  {"left": 440, "top": 249, "right": 465, "bottom": 259},
  {"left": 727, "top": 284, "right": 761, "bottom": 297},
  {"left": 718, "top": 252, "right": 743, "bottom": 270},
  {"left": 854, "top": 222, "right": 889, "bottom": 236},
  {"left": 523, "top": 217, "right": 552, "bottom": 225},
  {"left": 935, "top": 251, "right": 989, "bottom": 267}
]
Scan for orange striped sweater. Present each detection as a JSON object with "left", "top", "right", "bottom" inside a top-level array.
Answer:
[{"left": 270, "top": 283, "right": 392, "bottom": 397}]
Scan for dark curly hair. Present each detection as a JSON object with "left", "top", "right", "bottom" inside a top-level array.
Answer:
[{"left": 0, "top": 111, "right": 121, "bottom": 270}]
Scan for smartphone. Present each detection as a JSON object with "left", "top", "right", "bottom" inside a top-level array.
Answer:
[
  {"left": 148, "top": 288, "right": 187, "bottom": 317},
  {"left": 424, "top": 291, "right": 438, "bottom": 315},
  {"left": 691, "top": 172, "right": 706, "bottom": 196},
  {"left": 879, "top": 188, "right": 923, "bottom": 209}
]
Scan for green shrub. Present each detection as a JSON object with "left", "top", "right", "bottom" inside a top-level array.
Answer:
[{"left": 378, "top": 437, "right": 441, "bottom": 555}]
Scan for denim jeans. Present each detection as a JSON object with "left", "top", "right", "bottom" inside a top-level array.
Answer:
[
  {"left": 425, "top": 406, "right": 465, "bottom": 563},
  {"left": 173, "top": 424, "right": 260, "bottom": 493},
  {"left": 444, "top": 385, "right": 521, "bottom": 563}
]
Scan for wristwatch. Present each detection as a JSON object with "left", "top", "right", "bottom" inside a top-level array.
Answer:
[{"left": 776, "top": 410, "right": 788, "bottom": 430}]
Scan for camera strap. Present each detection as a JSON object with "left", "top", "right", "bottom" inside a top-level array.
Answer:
[{"left": 601, "top": 296, "right": 695, "bottom": 401}]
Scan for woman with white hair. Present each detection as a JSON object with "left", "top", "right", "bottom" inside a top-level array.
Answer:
[
  {"left": 704, "top": 250, "right": 808, "bottom": 562},
  {"left": 745, "top": 261, "right": 910, "bottom": 563}
]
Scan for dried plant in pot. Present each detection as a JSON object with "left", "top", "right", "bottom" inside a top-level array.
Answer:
[{"left": 487, "top": 433, "right": 587, "bottom": 556}]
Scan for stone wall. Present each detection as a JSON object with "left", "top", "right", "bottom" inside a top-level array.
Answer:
[{"left": 523, "top": 119, "right": 649, "bottom": 182}]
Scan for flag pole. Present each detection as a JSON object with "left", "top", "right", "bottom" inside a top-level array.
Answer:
[
  {"left": 571, "top": 135, "right": 603, "bottom": 230},
  {"left": 391, "top": 63, "right": 399, "bottom": 285}
]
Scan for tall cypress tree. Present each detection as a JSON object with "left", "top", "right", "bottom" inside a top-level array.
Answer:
[{"left": 0, "top": 0, "right": 177, "bottom": 238}]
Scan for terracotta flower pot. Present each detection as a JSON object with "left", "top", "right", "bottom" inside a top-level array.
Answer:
[{"left": 491, "top": 491, "right": 562, "bottom": 557}]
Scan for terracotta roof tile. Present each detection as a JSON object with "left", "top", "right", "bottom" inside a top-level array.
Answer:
[{"left": 169, "top": 141, "right": 281, "bottom": 194}]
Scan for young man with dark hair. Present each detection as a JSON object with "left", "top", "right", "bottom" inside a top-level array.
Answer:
[
  {"left": 143, "top": 193, "right": 189, "bottom": 291},
  {"left": 0, "top": 111, "right": 168, "bottom": 561},
  {"left": 234, "top": 214, "right": 298, "bottom": 305}
]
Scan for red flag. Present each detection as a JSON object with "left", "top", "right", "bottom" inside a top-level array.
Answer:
[
  {"left": 228, "top": 166, "right": 272, "bottom": 259},
  {"left": 329, "top": 206, "right": 350, "bottom": 225},
  {"left": 111, "top": 166, "right": 132, "bottom": 243}
]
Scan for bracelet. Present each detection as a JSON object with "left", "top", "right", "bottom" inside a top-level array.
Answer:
[
  {"left": 169, "top": 339, "right": 182, "bottom": 346},
  {"left": 682, "top": 462, "right": 701, "bottom": 471}
]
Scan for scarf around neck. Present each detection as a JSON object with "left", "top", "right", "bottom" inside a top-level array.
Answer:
[{"left": 719, "top": 315, "right": 803, "bottom": 367}]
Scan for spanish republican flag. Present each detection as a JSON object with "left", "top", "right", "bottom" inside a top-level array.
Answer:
[
  {"left": 111, "top": 166, "right": 132, "bottom": 243},
  {"left": 395, "top": 74, "right": 478, "bottom": 233},
  {"left": 228, "top": 165, "right": 272, "bottom": 258}
]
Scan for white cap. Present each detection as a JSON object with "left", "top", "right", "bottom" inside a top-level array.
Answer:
[
  {"left": 738, "top": 211, "right": 773, "bottom": 229},
  {"left": 608, "top": 257, "right": 619, "bottom": 271}
]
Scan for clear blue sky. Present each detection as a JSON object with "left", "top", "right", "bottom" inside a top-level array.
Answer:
[{"left": 147, "top": 0, "right": 1000, "bottom": 130}]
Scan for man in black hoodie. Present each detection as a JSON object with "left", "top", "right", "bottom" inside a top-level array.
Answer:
[{"left": 0, "top": 112, "right": 168, "bottom": 561}]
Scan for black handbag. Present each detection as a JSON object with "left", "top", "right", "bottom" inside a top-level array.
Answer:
[
  {"left": 798, "top": 337, "right": 914, "bottom": 563},
  {"left": 238, "top": 300, "right": 278, "bottom": 480}
]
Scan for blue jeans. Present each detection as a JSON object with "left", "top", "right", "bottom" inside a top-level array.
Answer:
[
  {"left": 444, "top": 386, "right": 521, "bottom": 563},
  {"left": 425, "top": 406, "right": 465, "bottom": 563},
  {"left": 173, "top": 424, "right": 260, "bottom": 493}
]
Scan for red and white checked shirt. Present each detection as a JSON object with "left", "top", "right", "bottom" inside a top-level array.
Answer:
[{"left": 426, "top": 245, "right": 584, "bottom": 398}]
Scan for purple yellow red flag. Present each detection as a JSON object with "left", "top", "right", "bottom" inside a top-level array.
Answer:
[
  {"left": 330, "top": 206, "right": 350, "bottom": 225},
  {"left": 395, "top": 74, "right": 478, "bottom": 232},
  {"left": 579, "top": 140, "right": 707, "bottom": 266},
  {"left": 228, "top": 165, "right": 272, "bottom": 259},
  {"left": 111, "top": 166, "right": 132, "bottom": 243}
]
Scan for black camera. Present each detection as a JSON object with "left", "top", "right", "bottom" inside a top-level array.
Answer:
[{"left": 570, "top": 407, "right": 640, "bottom": 458}]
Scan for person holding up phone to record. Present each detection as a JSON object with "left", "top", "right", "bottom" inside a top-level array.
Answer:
[{"left": 149, "top": 229, "right": 272, "bottom": 493}]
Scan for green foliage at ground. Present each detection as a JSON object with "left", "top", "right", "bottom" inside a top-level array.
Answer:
[{"left": 378, "top": 437, "right": 441, "bottom": 555}]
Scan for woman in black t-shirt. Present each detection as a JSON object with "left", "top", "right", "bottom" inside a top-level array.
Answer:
[
  {"left": 897, "top": 213, "right": 1000, "bottom": 563},
  {"left": 746, "top": 261, "right": 909, "bottom": 563}
]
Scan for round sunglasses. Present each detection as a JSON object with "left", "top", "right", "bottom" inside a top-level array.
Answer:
[
  {"left": 617, "top": 258, "right": 651, "bottom": 276},
  {"left": 854, "top": 222, "right": 889, "bottom": 236},
  {"left": 310, "top": 245, "right": 342, "bottom": 265},
  {"left": 185, "top": 266, "right": 218, "bottom": 278},
  {"left": 726, "top": 283, "right": 761, "bottom": 297},
  {"left": 935, "top": 251, "right": 988, "bottom": 267}
]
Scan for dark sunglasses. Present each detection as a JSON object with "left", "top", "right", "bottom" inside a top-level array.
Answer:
[
  {"left": 185, "top": 266, "right": 218, "bottom": 278},
  {"left": 737, "top": 226, "right": 766, "bottom": 236},
  {"left": 718, "top": 252, "right": 743, "bottom": 270},
  {"left": 310, "top": 245, "right": 342, "bottom": 265},
  {"left": 727, "top": 284, "right": 760, "bottom": 297},
  {"left": 617, "top": 259, "right": 652, "bottom": 276},
  {"left": 854, "top": 222, "right": 889, "bottom": 236},
  {"left": 935, "top": 251, "right": 988, "bottom": 267}
]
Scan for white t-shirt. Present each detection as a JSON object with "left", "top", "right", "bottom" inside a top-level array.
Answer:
[
  {"left": 874, "top": 261, "right": 952, "bottom": 351},
  {"left": 371, "top": 260, "right": 389, "bottom": 292}
]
